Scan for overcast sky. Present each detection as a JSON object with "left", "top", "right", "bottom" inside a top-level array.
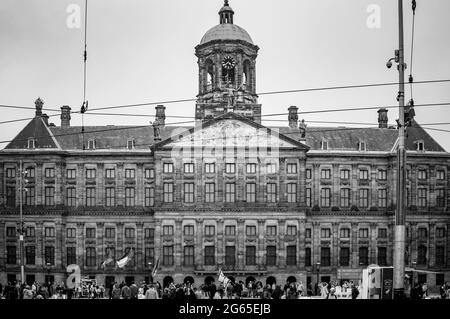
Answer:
[{"left": 1, "top": 0, "right": 449, "bottom": 151}]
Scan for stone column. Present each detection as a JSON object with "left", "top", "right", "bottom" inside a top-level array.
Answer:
[
  {"left": 97, "top": 163, "right": 104, "bottom": 206},
  {"left": 332, "top": 222, "right": 339, "bottom": 267},
  {"left": 298, "top": 220, "right": 306, "bottom": 268},
  {"left": 136, "top": 222, "right": 144, "bottom": 270},
  {"left": 0, "top": 221, "right": 5, "bottom": 268},
  {"left": 312, "top": 221, "right": 320, "bottom": 266},
  {"left": 195, "top": 219, "right": 204, "bottom": 269},
  {"left": 154, "top": 219, "right": 162, "bottom": 271},
  {"left": 313, "top": 164, "right": 320, "bottom": 205},
  {"left": 217, "top": 219, "right": 225, "bottom": 266},
  {"left": 370, "top": 223, "right": 377, "bottom": 264},
  {"left": 351, "top": 222, "right": 358, "bottom": 268},
  {"left": 237, "top": 219, "right": 245, "bottom": 269},
  {"left": 97, "top": 222, "right": 105, "bottom": 267},
  {"left": 257, "top": 219, "right": 264, "bottom": 268},
  {"left": 76, "top": 222, "right": 85, "bottom": 268},
  {"left": 332, "top": 164, "right": 339, "bottom": 207},
  {"left": 174, "top": 219, "right": 182, "bottom": 270},
  {"left": 429, "top": 222, "right": 435, "bottom": 268},
  {"left": 36, "top": 162, "right": 43, "bottom": 205},
  {"left": 116, "top": 222, "right": 124, "bottom": 258}
]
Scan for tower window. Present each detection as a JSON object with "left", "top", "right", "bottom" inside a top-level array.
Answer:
[
  {"left": 359, "top": 141, "right": 367, "bottom": 151},
  {"left": 28, "top": 138, "right": 36, "bottom": 149},
  {"left": 416, "top": 140, "right": 424, "bottom": 151},
  {"left": 321, "top": 140, "right": 329, "bottom": 150},
  {"left": 87, "top": 139, "right": 96, "bottom": 150},
  {"left": 126, "top": 139, "right": 135, "bottom": 150}
]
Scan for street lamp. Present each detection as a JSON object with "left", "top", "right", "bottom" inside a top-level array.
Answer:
[
  {"left": 316, "top": 262, "right": 321, "bottom": 296},
  {"left": 148, "top": 262, "right": 153, "bottom": 284}
]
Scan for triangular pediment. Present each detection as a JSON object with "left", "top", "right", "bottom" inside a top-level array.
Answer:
[{"left": 155, "top": 113, "right": 309, "bottom": 150}]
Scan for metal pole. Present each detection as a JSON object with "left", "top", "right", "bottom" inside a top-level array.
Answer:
[
  {"left": 19, "top": 160, "right": 25, "bottom": 284},
  {"left": 393, "top": 0, "right": 406, "bottom": 299}
]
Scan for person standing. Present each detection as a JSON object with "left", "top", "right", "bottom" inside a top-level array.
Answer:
[
  {"left": 121, "top": 283, "right": 131, "bottom": 299},
  {"left": 130, "top": 282, "right": 138, "bottom": 299}
]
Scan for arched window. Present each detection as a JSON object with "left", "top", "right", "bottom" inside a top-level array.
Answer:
[
  {"left": 205, "top": 59, "right": 214, "bottom": 91},
  {"left": 243, "top": 60, "right": 251, "bottom": 90}
]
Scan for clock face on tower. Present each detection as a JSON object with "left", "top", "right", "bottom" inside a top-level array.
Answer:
[{"left": 222, "top": 56, "right": 236, "bottom": 69}]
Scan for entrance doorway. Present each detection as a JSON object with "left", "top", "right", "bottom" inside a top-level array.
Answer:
[
  {"left": 321, "top": 276, "right": 330, "bottom": 284},
  {"left": 125, "top": 276, "right": 134, "bottom": 286},
  {"left": 266, "top": 276, "right": 276, "bottom": 286}
]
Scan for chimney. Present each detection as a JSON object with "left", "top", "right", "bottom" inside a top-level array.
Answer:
[
  {"left": 35, "top": 97, "right": 44, "bottom": 117},
  {"left": 41, "top": 114, "right": 49, "bottom": 126},
  {"left": 288, "top": 106, "right": 298, "bottom": 129},
  {"left": 377, "top": 108, "right": 388, "bottom": 128},
  {"left": 155, "top": 105, "right": 166, "bottom": 127},
  {"left": 60, "top": 105, "right": 71, "bottom": 128}
]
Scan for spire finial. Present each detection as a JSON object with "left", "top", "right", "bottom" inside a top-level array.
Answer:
[
  {"left": 219, "top": 0, "right": 234, "bottom": 24},
  {"left": 224, "top": 0, "right": 229, "bottom": 5}
]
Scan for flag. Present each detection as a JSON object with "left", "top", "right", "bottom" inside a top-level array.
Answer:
[
  {"left": 101, "top": 250, "right": 114, "bottom": 268},
  {"left": 116, "top": 248, "right": 134, "bottom": 268},
  {"left": 218, "top": 268, "right": 230, "bottom": 288},
  {"left": 152, "top": 257, "right": 160, "bottom": 277}
]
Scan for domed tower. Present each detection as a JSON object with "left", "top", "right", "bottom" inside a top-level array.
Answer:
[{"left": 195, "top": 0, "right": 261, "bottom": 123}]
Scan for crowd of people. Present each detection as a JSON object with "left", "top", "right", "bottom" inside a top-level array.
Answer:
[{"left": 0, "top": 279, "right": 448, "bottom": 300}]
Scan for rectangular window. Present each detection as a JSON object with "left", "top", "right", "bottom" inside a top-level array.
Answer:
[
  {"left": 6, "top": 167, "right": 16, "bottom": 178},
  {"left": 205, "top": 183, "right": 215, "bottom": 203},
  {"left": 359, "top": 189, "right": 369, "bottom": 208},
  {"left": 163, "top": 183, "right": 174, "bottom": 203},
  {"left": 436, "top": 189, "right": 445, "bottom": 207},
  {"left": 163, "top": 246, "right": 174, "bottom": 266},
  {"left": 321, "top": 188, "right": 331, "bottom": 207},
  {"left": 45, "top": 167, "right": 55, "bottom": 178},
  {"left": 340, "top": 189, "right": 350, "bottom": 207},
  {"left": 359, "top": 247, "right": 369, "bottom": 266},
  {"left": 184, "top": 183, "right": 195, "bottom": 203},
  {"left": 225, "top": 183, "right": 236, "bottom": 203},
  {"left": 124, "top": 228, "right": 135, "bottom": 239},
  {"left": 144, "top": 187, "right": 154, "bottom": 207},
  {"left": 246, "top": 163, "right": 256, "bottom": 174},
  {"left": 163, "top": 225, "right": 174, "bottom": 236},
  {"left": 306, "top": 188, "right": 312, "bottom": 207},
  {"left": 287, "top": 246, "right": 297, "bottom": 266},
  {"left": 340, "top": 247, "right": 350, "bottom": 266},
  {"left": 7, "top": 246, "right": 17, "bottom": 264},
  {"left": 436, "top": 246, "right": 445, "bottom": 266},
  {"left": 204, "top": 246, "right": 215, "bottom": 265},
  {"left": 45, "top": 246, "right": 55, "bottom": 265},
  {"left": 305, "top": 247, "right": 312, "bottom": 266},
  {"left": 436, "top": 227, "right": 445, "bottom": 238},
  {"left": 305, "top": 228, "right": 312, "bottom": 239},
  {"left": 6, "top": 227, "right": 16, "bottom": 237},
  {"left": 66, "top": 169, "right": 76, "bottom": 179},
  {"left": 85, "top": 168, "right": 96, "bottom": 179},
  {"left": 144, "top": 228, "right": 154, "bottom": 240},
  {"left": 105, "top": 187, "right": 115, "bottom": 207},
  {"left": 266, "top": 226, "right": 277, "bottom": 236},
  {"left": 321, "top": 228, "right": 331, "bottom": 238},
  {"left": 359, "top": 228, "right": 369, "bottom": 238},
  {"left": 23, "top": 185, "right": 35, "bottom": 206},
  {"left": 225, "top": 163, "right": 236, "bottom": 174},
  {"left": 124, "top": 169, "right": 135, "bottom": 179},
  {"left": 225, "top": 225, "right": 236, "bottom": 236},
  {"left": 378, "top": 228, "right": 387, "bottom": 238},
  {"left": 163, "top": 163, "right": 174, "bottom": 173},
  {"left": 66, "top": 247, "right": 76, "bottom": 265},
  {"left": 105, "top": 168, "right": 115, "bottom": 179},
  {"left": 417, "top": 245, "right": 427, "bottom": 265},
  {"left": 225, "top": 246, "right": 236, "bottom": 266},
  {"left": 183, "top": 246, "right": 194, "bottom": 266},
  {"left": 417, "top": 188, "right": 427, "bottom": 207},
  {"left": 378, "top": 169, "right": 387, "bottom": 180},
  {"left": 44, "top": 187, "right": 54, "bottom": 206},
  {"left": 184, "top": 225, "right": 194, "bottom": 236},
  {"left": 321, "top": 247, "right": 331, "bottom": 266},
  {"left": 286, "top": 225, "right": 297, "bottom": 236},
  {"left": 306, "top": 169, "right": 312, "bottom": 179},
  {"left": 6, "top": 186, "right": 15, "bottom": 207},
  {"left": 205, "top": 163, "right": 215, "bottom": 174},
  {"left": 85, "top": 228, "right": 96, "bottom": 239},
  {"left": 66, "top": 187, "right": 76, "bottom": 207},
  {"left": 85, "top": 247, "right": 96, "bottom": 267},
  {"left": 436, "top": 170, "right": 445, "bottom": 180},
  {"left": 86, "top": 187, "right": 96, "bottom": 207},
  {"left": 378, "top": 189, "right": 387, "bottom": 207},
  {"left": 359, "top": 169, "right": 369, "bottom": 180},
  {"left": 266, "top": 183, "right": 277, "bottom": 203},
  {"left": 246, "top": 183, "right": 256, "bottom": 203},
  {"left": 418, "top": 170, "right": 427, "bottom": 180},
  {"left": 25, "top": 246, "right": 35, "bottom": 265},
  {"left": 25, "top": 227, "right": 35, "bottom": 238},
  {"left": 246, "top": 225, "right": 256, "bottom": 236},
  {"left": 66, "top": 227, "right": 76, "bottom": 238},
  {"left": 266, "top": 163, "right": 277, "bottom": 174},
  {"left": 321, "top": 169, "right": 331, "bottom": 179},
  {"left": 144, "top": 247, "right": 154, "bottom": 266},
  {"left": 125, "top": 187, "right": 135, "bottom": 207},
  {"left": 44, "top": 227, "right": 55, "bottom": 238},
  {"left": 340, "top": 169, "right": 350, "bottom": 180},
  {"left": 378, "top": 247, "right": 387, "bottom": 266},
  {"left": 287, "top": 163, "right": 297, "bottom": 174},
  {"left": 184, "top": 163, "right": 195, "bottom": 174},
  {"left": 205, "top": 225, "right": 215, "bottom": 236},
  {"left": 24, "top": 167, "right": 35, "bottom": 178},
  {"left": 246, "top": 246, "right": 256, "bottom": 265},
  {"left": 340, "top": 228, "right": 350, "bottom": 238},
  {"left": 144, "top": 168, "right": 155, "bottom": 179},
  {"left": 266, "top": 246, "right": 277, "bottom": 266},
  {"left": 287, "top": 183, "right": 297, "bottom": 203},
  {"left": 105, "top": 227, "right": 115, "bottom": 239}
]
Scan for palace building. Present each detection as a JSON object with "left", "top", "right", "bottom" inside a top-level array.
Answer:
[{"left": 1, "top": 1, "right": 449, "bottom": 290}]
